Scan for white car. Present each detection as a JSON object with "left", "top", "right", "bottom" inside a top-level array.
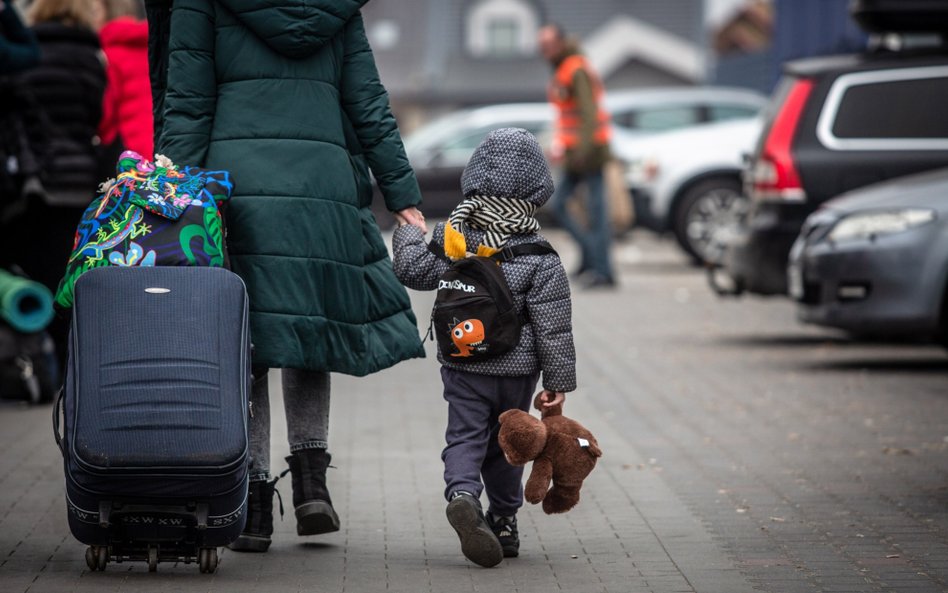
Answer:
[
  {"left": 605, "top": 87, "right": 765, "bottom": 138},
  {"left": 616, "top": 117, "right": 764, "bottom": 264}
]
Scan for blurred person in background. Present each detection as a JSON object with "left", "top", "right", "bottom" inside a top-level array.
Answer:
[
  {"left": 0, "top": 0, "right": 39, "bottom": 218},
  {"left": 539, "top": 23, "right": 616, "bottom": 289},
  {"left": 0, "top": 0, "right": 38, "bottom": 74},
  {"left": 2, "top": 0, "right": 107, "bottom": 371},
  {"left": 98, "top": 0, "right": 152, "bottom": 158}
]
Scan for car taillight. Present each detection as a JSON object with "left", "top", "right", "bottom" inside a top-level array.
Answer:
[{"left": 751, "top": 79, "right": 814, "bottom": 202}]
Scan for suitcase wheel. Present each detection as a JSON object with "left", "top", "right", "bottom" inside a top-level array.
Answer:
[
  {"left": 198, "top": 547, "right": 218, "bottom": 574},
  {"left": 85, "top": 546, "right": 108, "bottom": 572},
  {"left": 147, "top": 546, "right": 158, "bottom": 572}
]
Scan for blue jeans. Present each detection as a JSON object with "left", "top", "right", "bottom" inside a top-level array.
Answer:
[{"left": 551, "top": 169, "right": 614, "bottom": 281}]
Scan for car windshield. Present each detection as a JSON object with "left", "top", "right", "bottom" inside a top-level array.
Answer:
[{"left": 403, "top": 112, "right": 474, "bottom": 157}]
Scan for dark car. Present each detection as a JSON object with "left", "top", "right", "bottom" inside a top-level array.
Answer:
[
  {"left": 788, "top": 167, "right": 948, "bottom": 342},
  {"left": 715, "top": 7, "right": 948, "bottom": 296}
]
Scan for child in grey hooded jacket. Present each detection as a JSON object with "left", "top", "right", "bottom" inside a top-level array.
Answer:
[{"left": 392, "top": 127, "right": 575, "bottom": 567}]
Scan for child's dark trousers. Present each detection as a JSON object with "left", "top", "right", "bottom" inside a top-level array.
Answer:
[{"left": 441, "top": 366, "right": 540, "bottom": 516}]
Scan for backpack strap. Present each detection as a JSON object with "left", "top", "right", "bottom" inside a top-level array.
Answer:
[
  {"left": 489, "top": 241, "right": 558, "bottom": 262},
  {"left": 428, "top": 239, "right": 557, "bottom": 262},
  {"left": 427, "top": 239, "right": 449, "bottom": 261}
]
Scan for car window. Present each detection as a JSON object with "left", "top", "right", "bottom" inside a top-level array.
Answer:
[
  {"left": 631, "top": 107, "right": 701, "bottom": 132},
  {"left": 831, "top": 76, "right": 948, "bottom": 139},
  {"left": 438, "top": 131, "right": 488, "bottom": 166},
  {"left": 708, "top": 104, "right": 760, "bottom": 122},
  {"left": 611, "top": 110, "right": 636, "bottom": 129},
  {"left": 436, "top": 122, "right": 549, "bottom": 167},
  {"left": 817, "top": 66, "right": 948, "bottom": 150}
]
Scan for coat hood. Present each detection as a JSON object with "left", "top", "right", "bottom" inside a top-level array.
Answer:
[
  {"left": 461, "top": 127, "right": 554, "bottom": 207},
  {"left": 217, "top": 0, "right": 368, "bottom": 58},
  {"left": 100, "top": 17, "right": 148, "bottom": 49}
]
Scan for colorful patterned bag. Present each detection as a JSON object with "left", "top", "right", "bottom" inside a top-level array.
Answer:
[{"left": 54, "top": 151, "right": 234, "bottom": 308}]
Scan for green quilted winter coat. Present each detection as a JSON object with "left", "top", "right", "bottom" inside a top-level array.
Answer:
[{"left": 156, "top": 0, "right": 425, "bottom": 374}]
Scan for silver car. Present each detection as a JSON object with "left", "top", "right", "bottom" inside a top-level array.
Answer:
[{"left": 788, "top": 167, "right": 948, "bottom": 341}]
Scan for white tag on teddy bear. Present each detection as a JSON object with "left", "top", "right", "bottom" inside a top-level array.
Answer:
[{"left": 577, "top": 437, "right": 590, "bottom": 448}]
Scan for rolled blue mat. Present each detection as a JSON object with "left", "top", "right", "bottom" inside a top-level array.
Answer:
[{"left": 0, "top": 270, "right": 54, "bottom": 333}]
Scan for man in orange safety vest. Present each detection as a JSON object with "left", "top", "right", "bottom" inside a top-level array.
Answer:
[{"left": 539, "top": 23, "right": 615, "bottom": 288}]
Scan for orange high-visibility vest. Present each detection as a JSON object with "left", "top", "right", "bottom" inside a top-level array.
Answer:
[{"left": 548, "top": 54, "right": 611, "bottom": 150}]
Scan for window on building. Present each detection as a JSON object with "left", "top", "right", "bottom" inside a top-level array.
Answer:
[
  {"left": 487, "top": 19, "right": 520, "bottom": 56},
  {"left": 467, "top": 0, "right": 538, "bottom": 58},
  {"left": 368, "top": 20, "right": 400, "bottom": 51}
]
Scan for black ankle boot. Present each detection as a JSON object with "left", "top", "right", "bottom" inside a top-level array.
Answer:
[
  {"left": 228, "top": 478, "right": 281, "bottom": 552},
  {"left": 285, "top": 449, "right": 339, "bottom": 535}
]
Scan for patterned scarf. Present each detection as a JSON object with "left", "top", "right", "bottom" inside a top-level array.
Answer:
[{"left": 444, "top": 195, "right": 540, "bottom": 260}]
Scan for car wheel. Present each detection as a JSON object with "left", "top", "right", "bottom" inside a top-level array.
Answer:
[{"left": 673, "top": 177, "right": 748, "bottom": 265}]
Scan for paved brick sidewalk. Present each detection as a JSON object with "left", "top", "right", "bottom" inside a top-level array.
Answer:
[{"left": 1, "top": 233, "right": 946, "bottom": 593}]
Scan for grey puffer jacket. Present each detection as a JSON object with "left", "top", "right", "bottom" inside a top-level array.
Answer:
[{"left": 392, "top": 222, "right": 576, "bottom": 392}]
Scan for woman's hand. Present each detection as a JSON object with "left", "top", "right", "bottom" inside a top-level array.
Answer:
[
  {"left": 395, "top": 206, "right": 427, "bottom": 233},
  {"left": 535, "top": 390, "right": 565, "bottom": 410}
]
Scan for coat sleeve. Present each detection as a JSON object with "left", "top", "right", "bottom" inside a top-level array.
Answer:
[
  {"left": 571, "top": 69, "right": 598, "bottom": 156},
  {"left": 155, "top": 0, "right": 216, "bottom": 166},
  {"left": 341, "top": 13, "right": 421, "bottom": 213},
  {"left": 526, "top": 255, "right": 576, "bottom": 392},
  {"left": 0, "top": 1, "right": 39, "bottom": 75},
  {"left": 391, "top": 223, "right": 449, "bottom": 291}
]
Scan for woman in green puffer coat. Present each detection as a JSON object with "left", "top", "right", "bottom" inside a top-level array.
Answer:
[{"left": 156, "top": 0, "right": 427, "bottom": 552}]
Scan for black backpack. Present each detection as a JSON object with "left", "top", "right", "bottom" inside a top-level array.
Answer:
[{"left": 428, "top": 240, "right": 556, "bottom": 363}]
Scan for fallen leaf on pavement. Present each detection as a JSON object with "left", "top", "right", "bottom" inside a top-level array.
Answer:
[{"left": 882, "top": 447, "right": 913, "bottom": 456}]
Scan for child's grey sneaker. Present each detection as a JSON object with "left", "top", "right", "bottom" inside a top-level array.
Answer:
[
  {"left": 486, "top": 512, "right": 519, "bottom": 558},
  {"left": 446, "top": 492, "right": 503, "bottom": 568}
]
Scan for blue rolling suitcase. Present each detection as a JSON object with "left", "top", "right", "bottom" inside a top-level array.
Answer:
[{"left": 53, "top": 266, "right": 251, "bottom": 573}]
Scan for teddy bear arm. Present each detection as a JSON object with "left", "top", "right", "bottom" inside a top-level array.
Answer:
[{"left": 524, "top": 456, "right": 553, "bottom": 504}]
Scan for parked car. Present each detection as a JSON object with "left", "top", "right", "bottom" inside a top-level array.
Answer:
[
  {"left": 618, "top": 117, "right": 763, "bottom": 264},
  {"left": 606, "top": 86, "right": 766, "bottom": 139},
  {"left": 788, "top": 167, "right": 948, "bottom": 342},
  {"left": 715, "top": 18, "right": 948, "bottom": 296},
  {"left": 380, "top": 87, "right": 767, "bottom": 222}
]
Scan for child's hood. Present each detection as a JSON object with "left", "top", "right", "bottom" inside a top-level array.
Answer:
[{"left": 460, "top": 127, "right": 554, "bottom": 208}]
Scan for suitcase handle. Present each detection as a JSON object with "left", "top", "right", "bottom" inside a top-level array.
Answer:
[{"left": 52, "top": 387, "right": 64, "bottom": 456}]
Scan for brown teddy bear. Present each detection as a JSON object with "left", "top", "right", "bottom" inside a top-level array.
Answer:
[{"left": 498, "top": 394, "right": 602, "bottom": 514}]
